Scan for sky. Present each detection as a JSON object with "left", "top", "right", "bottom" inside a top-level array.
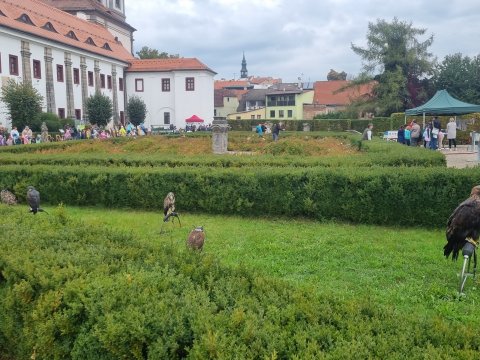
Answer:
[{"left": 125, "top": 0, "right": 480, "bottom": 83}]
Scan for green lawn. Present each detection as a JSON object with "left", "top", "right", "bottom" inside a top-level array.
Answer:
[{"left": 65, "top": 206, "right": 479, "bottom": 327}]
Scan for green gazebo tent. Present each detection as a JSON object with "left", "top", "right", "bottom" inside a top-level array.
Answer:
[{"left": 405, "top": 90, "right": 480, "bottom": 126}]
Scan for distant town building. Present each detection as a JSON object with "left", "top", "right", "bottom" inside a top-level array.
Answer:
[{"left": 240, "top": 52, "right": 248, "bottom": 78}]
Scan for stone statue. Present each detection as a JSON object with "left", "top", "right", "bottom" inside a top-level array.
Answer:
[{"left": 41, "top": 122, "right": 49, "bottom": 143}]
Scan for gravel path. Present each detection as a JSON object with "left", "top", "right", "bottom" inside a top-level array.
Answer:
[{"left": 439, "top": 145, "right": 480, "bottom": 169}]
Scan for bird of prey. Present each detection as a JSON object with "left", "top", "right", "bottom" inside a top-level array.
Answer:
[
  {"left": 0, "top": 189, "right": 17, "bottom": 205},
  {"left": 26, "top": 186, "right": 47, "bottom": 215},
  {"left": 187, "top": 226, "right": 205, "bottom": 251},
  {"left": 444, "top": 185, "right": 480, "bottom": 260},
  {"left": 163, "top": 192, "right": 180, "bottom": 225}
]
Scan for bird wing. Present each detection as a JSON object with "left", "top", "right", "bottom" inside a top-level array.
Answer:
[
  {"left": 27, "top": 189, "right": 40, "bottom": 209},
  {"left": 445, "top": 198, "right": 480, "bottom": 259}
]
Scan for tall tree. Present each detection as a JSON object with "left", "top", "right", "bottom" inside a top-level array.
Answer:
[
  {"left": 136, "top": 46, "right": 180, "bottom": 59},
  {"left": 0, "top": 79, "right": 43, "bottom": 130},
  {"left": 126, "top": 95, "right": 147, "bottom": 126},
  {"left": 85, "top": 93, "right": 112, "bottom": 127},
  {"left": 351, "top": 18, "right": 435, "bottom": 115},
  {"left": 432, "top": 53, "right": 480, "bottom": 104},
  {"left": 327, "top": 69, "right": 347, "bottom": 81}
]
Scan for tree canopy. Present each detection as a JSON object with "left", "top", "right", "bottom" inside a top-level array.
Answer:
[
  {"left": 432, "top": 53, "right": 480, "bottom": 104},
  {"left": 136, "top": 46, "right": 180, "bottom": 59},
  {"left": 85, "top": 93, "right": 112, "bottom": 127},
  {"left": 0, "top": 79, "right": 43, "bottom": 130},
  {"left": 327, "top": 69, "right": 347, "bottom": 81},
  {"left": 126, "top": 95, "right": 147, "bottom": 126},
  {"left": 351, "top": 18, "right": 435, "bottom": 115}
]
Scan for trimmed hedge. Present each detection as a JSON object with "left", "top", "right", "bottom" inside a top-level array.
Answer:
[
  {"left": 0, "top": 164, "right": 476, "bottom": 227},
  {"left": 1, "top": 206, "right": 479, "bottom": 359}
]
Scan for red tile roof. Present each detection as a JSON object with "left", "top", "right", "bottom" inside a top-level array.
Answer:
[
  {"left": 313, "top": 80, "right": 374, "bottom": 106},
  {"left": 127, "top": 58, "right": 216, "bottom": 73},
  {"left": 0, "top": 0, "right": 133, "bottom": 63},
  {"left": 214, "top": 80, "right": 250, "bottom": 90}
]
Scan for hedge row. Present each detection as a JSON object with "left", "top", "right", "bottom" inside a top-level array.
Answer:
[
  {"left": 0, "top": 164, "right": 475, "bottom": 227},
  {"left": 0, "top": 144, "right": 446, "bottom": 169},
  {"left": 1, "top": 206, "right": 479, "bottom": 359},
  {"left": 227, "top": 117, "right": 405, "bottom": 133}
]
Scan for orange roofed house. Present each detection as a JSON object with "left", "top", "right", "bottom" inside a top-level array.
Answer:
[
  {"left": 304, "top": 80, "right": 374, "bottom": 119},
  {"left": 0, "top": 0, "right": 216, "bottom": 129}
]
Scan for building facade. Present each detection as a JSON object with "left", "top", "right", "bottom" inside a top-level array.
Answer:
[{"left": 126, "top": 59, "right": 216, "bottom": 128}]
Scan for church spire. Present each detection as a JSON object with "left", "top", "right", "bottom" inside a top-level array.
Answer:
[{"left": 240, "top": 52, "right": 248, "bottom": 79}]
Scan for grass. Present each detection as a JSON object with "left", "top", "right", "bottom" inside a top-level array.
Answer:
[{"left": 57, "top": 205, "right": 480, "bottom": 327}]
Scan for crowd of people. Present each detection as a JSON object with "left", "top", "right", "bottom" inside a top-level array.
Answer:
[
  {"left": 256, "top": 122, "right": 283, "bottom": 141},
  {"left": 396, "top": 116, "right": 457, "bottom": 150}
]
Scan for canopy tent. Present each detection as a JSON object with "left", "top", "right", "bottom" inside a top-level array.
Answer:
[
  {"left": 185, "top": 115, "right": 204, "bottom": 123},
  {"left": 405, "top": 90, "right": 480, "bottom": 116}
]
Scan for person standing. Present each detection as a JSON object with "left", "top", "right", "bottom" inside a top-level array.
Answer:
[
  {"left": 446, "top": 117, "right": 457, "bottom": 150},
  {"left": 410, "top": 120, "right": 421, "bottom": 146},
  {"left": 423, "top": 122, "right": 431, "bottom": 149},
  {"left": 397, "top": 125, "right": 405, "bottom": 144},
  {"left": 256, "top": 123, "right": 264, "bottom": 138},
  {"left": 362, "top": 123, "right": 373, "bottom": 140},
  {"left": 272, "top": 123, "right": 281, "bottom": 141},
  {"left": 404, "top": 126, "right": 411, "bottom": 146},
  {"left": 430, "top": 116, "right": 441, "bottom": 150}
]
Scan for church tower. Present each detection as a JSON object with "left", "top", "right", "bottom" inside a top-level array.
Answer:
[
  {"left": 240, "top": 52, "right": 248, "bottom": 79},
  {"left": 39, "top": 0, "right": 136, "bottom": 54}
]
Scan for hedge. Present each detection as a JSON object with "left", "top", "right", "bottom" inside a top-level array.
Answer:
[
  {"left": 1, "top": 206, "right": 479, "bottom": 359},
  {"left": 0, "top": 164, "right": 476, "bottom": 227}
]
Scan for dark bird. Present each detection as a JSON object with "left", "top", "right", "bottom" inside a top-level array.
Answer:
[
  {"left": 26, "top": 186, "right": 47, "bottom": 215},
  {"left": 444, "top": 185, "right": 480, "bottom": 260},
  {"left": 0, "top": 189, "right": 17, "bottom": 205},
  {"left": 187, "top": 226, "right": 205, "bottom": 251}
]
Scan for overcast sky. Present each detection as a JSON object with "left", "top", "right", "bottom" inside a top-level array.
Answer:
[{"left": 125, "top": 0, "right": 480, "bottom": 83}]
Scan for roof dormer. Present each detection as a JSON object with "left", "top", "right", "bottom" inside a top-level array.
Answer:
[
  {"left": 102, "top": 43, "right": 112, "bottom": 51},
  {"left": 85, "top": 37, "right": 97, "bottom": 46},
  {"left": 65, "top": 30, "right": 79, "bottom": 41},
  {"left": 42, "top": 21, "right": 57, "bottom": 33},
  {"left": 16, "top": 13, "right": 35, "bottom": 26}
]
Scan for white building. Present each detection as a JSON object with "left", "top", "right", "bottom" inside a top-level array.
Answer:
[
  {"left": 126, "top": 59, "right": 216, "bottom": 128},
  {"left": 0, "top": 0, "right": 215, "bottom": 130}
]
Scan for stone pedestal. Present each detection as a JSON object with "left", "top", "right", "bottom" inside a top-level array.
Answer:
[
  {"left": 303, "top": 123, "right": 311, "bottom": 132},
  {"left": 212, "top": 119, "right": 229, "bottom": 154}
]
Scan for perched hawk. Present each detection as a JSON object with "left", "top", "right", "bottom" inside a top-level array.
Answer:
[
  {"left": 27, "top": 186, "right": 46, "bottom": 214},
  {"left": 187, "top": 226, "right": 205, "bottom": 251},
  {"left": 445, "top": 186, "right": 480, "bottom": 260}
]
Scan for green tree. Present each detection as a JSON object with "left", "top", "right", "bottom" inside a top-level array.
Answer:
[
  {"left": 126, "top": 95, "right": 147, "bottom": 126},
  {"left": 351, "top": 18, "right": 435, "bottom": 115},
  {"left": 432, "top": 53, "right": 480, "bottom": 104},
  {"left": 0, "top": 79, "right": 43, "bottom": 129},
  {"left": 85, "top": 93, "right": 112, "bottom": 127},
  {"left": 136, "top": 46, "right": 180, "bottom": 59},
  {"left": 327, "top": 69, "right": 347, "bottom": 81}
]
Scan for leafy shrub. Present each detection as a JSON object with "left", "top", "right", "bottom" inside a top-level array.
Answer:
[{"left": 0, "top": 206, "right": 479, "bottom": 359}]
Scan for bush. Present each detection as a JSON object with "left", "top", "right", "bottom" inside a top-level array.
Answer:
[
  {"left": 0, "top": 163, "right": 476, "bottom": 227},
  {"left": 0, "top": 206, "right": 479, "bottom": 359},
  {"left": 30, "top": 112, "right": 75, "bottom": 132}
]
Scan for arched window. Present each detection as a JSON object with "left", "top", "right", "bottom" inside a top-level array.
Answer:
[
  {"left": 42, "top": 22, "right": 58, "bottom": 32},
  {"left": 16, "top": 14, "right": 35, "bottom": 26},
  {"left": 85, "top": 37, "right": 97, "bottom": 46},
  {"left": 65, "top": 31, "right": 78, "bottom": 40}
]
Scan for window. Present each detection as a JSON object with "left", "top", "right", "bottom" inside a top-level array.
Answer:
[
  {"left": 9, "top": 55, "right": 18, "bottom": 75},
  {"left": 115, "top": 0, "right": 121, "bottom": 8},
  {"left": 42, "top": 22, "right": 57, "bottom": 33},
  {"left": 287, "top": 110, "right": 293, "bottom": 117},
  {"left": 185, "top": 77, "right": 194, "bottom": 91},
  {"left": 135, "top": 78, "right": 144, "bottom": 92},
  {"left": 257, "top": 115, "right": 261, "bottom": 119},
  {"left": 102, "top": 43, "right": 112, "bottom": 51},
  {"left": 85, "top": 37, "right": 97, "bottom": 46},
  {"left": 118, "top": 77, "right": 124, "bottom": 91},
  {"left": 58, "top": 108, "right": 65, "bottom": 119},
  {"left": 56, "top": 64, "right": 64, "bottom": 82},
  {"left": 73, "top": 68, "right": 80, "bottom": 84},
  {"left": 88, "top": 71, "right": 94, "bottom": 86},
  {"left": 270, "top": 110, "right": 275, "bottom": 118},
  {"left": 17, "top": 14, "right": 35, "bottom": 26},
  {"left": 164, "top": 112, "right": 170, "bottom": 124},
  {"left": 100, "top": 74, "right": 105, "bottom": 88},
  {"left": 279, "top": 110, "right": 284, "bottom": 118},
  {"left": 107, "top": 75, "right": 112, "bottom": 89},
  {"left": 75, "top": 109, "right": 81, "bottom": 120},
  {"left": 33, "top": 60, "right": 41, "bottom": 79},
  {"left": 120, "top": 111, "right": 125, "bottom": 124},
  {"left": 66, "top": 31, "right": 78, "bottom": 40},
  {"left": 251, "top": 115, "right": 255, "bottom": 119},
  {"left": 162, "top": 78, "right": 170, "bottom": 92},
  {"left": 236, "top": 116, "right": 241, "bottom": 120}
]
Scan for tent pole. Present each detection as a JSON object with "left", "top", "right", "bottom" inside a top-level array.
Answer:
[{"left": 423, "top": 113, "right": 425, "bottom": 129}]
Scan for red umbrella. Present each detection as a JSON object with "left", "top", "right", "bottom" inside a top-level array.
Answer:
[{"left": 185, "top": 115, "right": 204, "bottom": 123}]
